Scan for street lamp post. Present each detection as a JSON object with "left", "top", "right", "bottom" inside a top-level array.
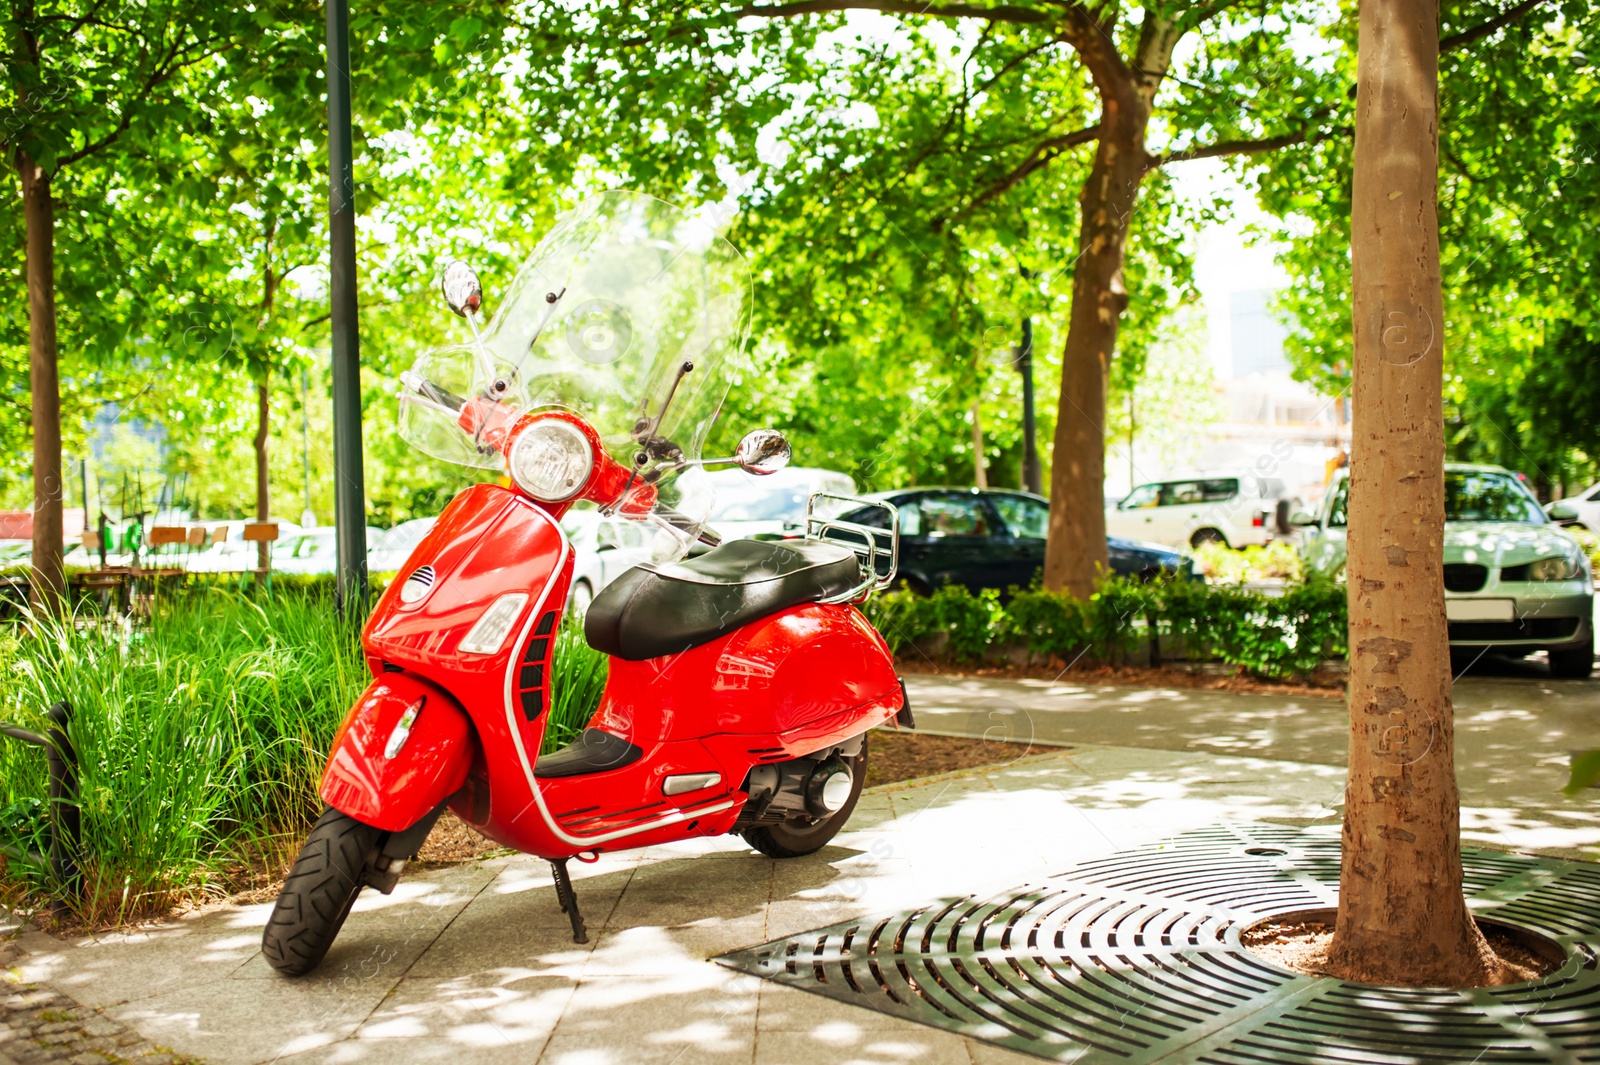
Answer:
[
  {"left": 325, "top": 0, "right": 368, "bottom": 614},
  {"left": 1014, "top": 314, "right": 1042, "bottom": 496}
]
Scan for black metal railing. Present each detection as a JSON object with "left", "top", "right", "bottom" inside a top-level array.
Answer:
[{"left": 0, "top": 701, "right": 80, "bottom": 906}]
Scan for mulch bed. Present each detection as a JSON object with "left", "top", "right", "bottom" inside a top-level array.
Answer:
[
  {"left": 865, "top": 729, "right": 1048, "bottom": 789},
  {"left": 1242, "top": 914, "right": 1555, "bottom": 986},
  {"left": 897, "top": 657, "right": 1347, "bottom": 697}
]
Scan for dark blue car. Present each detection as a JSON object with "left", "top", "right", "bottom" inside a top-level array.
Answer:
[{"left": 839, "top": 488, "right": 1196, "bottom": 596}]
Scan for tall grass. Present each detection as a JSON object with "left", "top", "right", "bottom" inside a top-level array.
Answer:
[
  {"left": 0, "top": 593, "right": 365, "bottom": 923},
  {"left": 0, "top": 593, "right": 610, "bottom": 924},
  {"left": 545, "top": 623, "right": 608, "bottom": 753}
]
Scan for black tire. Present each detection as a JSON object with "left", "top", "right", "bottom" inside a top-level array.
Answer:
[
  {"left": 1549, "top": 636, "right": 1595, "bottom": 680},
  {"left": 1190, "top": 528, "right": 1226, "bottom": 548},
  {"left": 262, "top": 807, "right": 382, "bottom": 976},
  {"left": 742, "top": 738, "right": 868, "bottom": 858}
]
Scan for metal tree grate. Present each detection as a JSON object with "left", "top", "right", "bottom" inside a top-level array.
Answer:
[{"left": 716, "top": 824, "right": 1600, "bottom": 1063}]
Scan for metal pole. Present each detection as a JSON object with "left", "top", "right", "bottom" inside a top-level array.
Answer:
[
  {"left": 1015, "top": 315, "right": 1041, "bottom": 495},
  {"left": 326, "top": 0, "right": 368, "bottom": 613},
  {"left": 301, "top": 368, "right": 314, "bottom": 527},
  {"left": 45, "top": 701, "right": 79, "bottom": 905}
]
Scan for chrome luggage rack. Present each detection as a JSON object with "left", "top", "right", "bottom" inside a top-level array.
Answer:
[{"left": 804, "top": 493, "right": 899, "bottom": 604}]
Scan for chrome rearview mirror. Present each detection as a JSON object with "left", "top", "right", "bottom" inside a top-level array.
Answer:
[
  {"left": 441, "top": 261, "right": 484, "bottom": 319},
  {"left": 734, "top": 429, "right": 791, "bottom": 475}
]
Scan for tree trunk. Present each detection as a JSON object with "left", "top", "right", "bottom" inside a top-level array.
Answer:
[
  {"left": 1325, "top": 0, "right": 1507, "bottom": 987},
  {"left": 255, "top": 375, "right": 271, "bottom": 575},
  {"left": 1042, "top": 14, "right": 1178, "bottom": 599},
  {"left": 19, "top": 150, "right": 64, "bottom": 613},
  {"left": 1041, "top": 120, "right": 1143, "bottom": 597}
]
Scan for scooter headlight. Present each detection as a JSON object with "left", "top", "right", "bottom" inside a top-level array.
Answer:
[{"left": 508, "top": 419, "right": 594, "bottom": 502}]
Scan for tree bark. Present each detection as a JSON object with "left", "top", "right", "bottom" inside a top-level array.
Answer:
[
  {"left": 19, "top": 150, "right": 65, "bottom": 613},
  {"left": 1325, "top": 0, "right": 1507, "bottom": 987},
  {"left": 254, "top": 241, "right": 279, "bottom": 578},
  {"left": 1042, "top": 15, "right": 1178, "bottom": 598},
  {"left": 254, "top": 374, "right": 271, "bottom": 575}
]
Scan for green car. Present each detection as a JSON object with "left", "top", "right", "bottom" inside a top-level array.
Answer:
[{"left": 1294, "top": 463, "right": 1595, "bottom": 678}]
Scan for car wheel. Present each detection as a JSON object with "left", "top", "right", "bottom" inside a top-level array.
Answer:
[
  {"left": 1548, "top": 635, "right": 1594, "bottom": 679},
  {"left": 1190, "top": 528, "right": 1226, "bottom": 548},
  {"left": 567, "top": 579, "right": 594, "bottom": 620}
]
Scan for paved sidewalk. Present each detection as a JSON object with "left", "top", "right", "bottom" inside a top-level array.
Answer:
[
  {"left": 902, "top": 671, "right": 1600, "bottom": 859},
  {"left": 5, "top": 741, "right": 1349, "bottom": 1065},
  {"left": 4, "top": 671, "right": 1594, "bottom": 1065}
]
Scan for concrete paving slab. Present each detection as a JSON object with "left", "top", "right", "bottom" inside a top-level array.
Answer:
[
  {"left": 540, "top": 973, "right": 758, "bottom": 1064},
  {"left": 905, "top": 667, "right": 1600, "bottom": 859},
  {"left": 356, "top": 972, "right": 572, "bottom": 1046}
]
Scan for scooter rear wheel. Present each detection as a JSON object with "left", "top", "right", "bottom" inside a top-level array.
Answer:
[
  {"left": 262, "top": 806, "right": 382, "bottom": 976},
  {"left": 742, "top": 738, "right": 868, "bottom": 858}
]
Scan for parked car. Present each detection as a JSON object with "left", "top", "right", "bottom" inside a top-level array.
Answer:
[
  {"left": 1106, "top": 473, "right": 1294, "bottom": 550},
  {"left": 274, "top": 526, "right": 385, "bottom": 576},
  {"left": 838, "top": 488, "right": 1195, "bottom": 596},
  {"left": 1295, "top": 463, "right": 1594, "bottom": 677},
  {"left": 561, "top": 508, "right": 658, "bottom": 616},
  {"left": 1545, "top": 481, "right": 1600, "bottom": 530},
  {"left": 702, "top": 466, "right": 856, "bottom": 541},
  {"left": 367, "top": 517, "right": 437, "bottom": 574}
]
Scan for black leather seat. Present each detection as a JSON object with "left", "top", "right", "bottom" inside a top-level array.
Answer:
[{"left": 584, "top": 539, "right": 861, "bottom": 661}]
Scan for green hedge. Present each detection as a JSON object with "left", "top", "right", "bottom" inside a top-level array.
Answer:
[{"left": 863, "top": 576, "right": 1348, "bottom": 680}]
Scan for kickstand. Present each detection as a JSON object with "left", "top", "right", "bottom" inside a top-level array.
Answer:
[{"left": 549, "top": 858, "right": 588, "bottom": 944}]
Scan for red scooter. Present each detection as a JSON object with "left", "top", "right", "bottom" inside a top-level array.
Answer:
[{"left": 264, "top": 191, "right": 907, "bottom": 976}]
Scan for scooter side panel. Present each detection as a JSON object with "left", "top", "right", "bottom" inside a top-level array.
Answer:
[
  {"left": 321, "top": 673, "right": 474, "bottom": 832},
  {"left": 590, "top": 602, "right": 902, "bottom": 752}
]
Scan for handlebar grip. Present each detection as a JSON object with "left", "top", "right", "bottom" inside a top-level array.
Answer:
[
  {"left": 656, "top": 508, "right": 722, "bottom": 547},
  {"left": 402, "top": 371, "right": 466, "bottom": 413}
]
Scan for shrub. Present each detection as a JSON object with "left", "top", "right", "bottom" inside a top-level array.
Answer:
[
  {"left": 1571, "top": 527, "right": 1600, "bottom": 574},
  {"left": 863, "top": 583, "right": 1002, "bottom": 661},
  {"left": 1192, "top": 540, "right": 1305, "bottom": 583},
  {"left": 866, "top": 576, "right": 1347, "bottom": 679},
  {"left": 1000, "top": 587, "right": 1088, "bottom": 661}
]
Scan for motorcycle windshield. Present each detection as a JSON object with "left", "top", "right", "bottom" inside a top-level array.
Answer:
[{"left": 399, "top": 191, "right": 751, "bottom": 559}]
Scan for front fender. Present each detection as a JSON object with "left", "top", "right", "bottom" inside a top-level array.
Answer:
[{"left": 321, "top": 673, "right": 474, "bottom": 832}]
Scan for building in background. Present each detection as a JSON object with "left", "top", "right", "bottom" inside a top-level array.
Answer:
[{"left": 1191, "top": 288, "right": 1349, "bottom": 508}]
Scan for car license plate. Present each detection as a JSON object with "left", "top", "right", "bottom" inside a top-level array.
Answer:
[{"left": 1446, "top": 598, "right": 1515, "bottom": 621}]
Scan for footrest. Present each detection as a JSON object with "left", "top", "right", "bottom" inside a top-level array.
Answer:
[{"left": 534, "top": 728, "right": 643, "bottom": 778}]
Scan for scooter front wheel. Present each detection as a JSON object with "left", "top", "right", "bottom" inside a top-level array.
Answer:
[
  {"left": 742, "top": 738, "right": 868, "bottom": 858},
  {"left": 262, "top": 806, "right": 382, "bottom": 976}
]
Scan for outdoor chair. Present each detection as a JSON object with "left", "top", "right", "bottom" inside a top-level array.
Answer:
[{"left": 240, "top": 522, "right": 280, "bottom": 591}]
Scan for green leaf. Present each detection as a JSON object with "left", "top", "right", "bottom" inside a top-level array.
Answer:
[
  {"left": 448, "top": 16, "right": 483, "bottom": 45},
  {"left": 1564, "top": 750, "right": 1600, "bottom": 798}
]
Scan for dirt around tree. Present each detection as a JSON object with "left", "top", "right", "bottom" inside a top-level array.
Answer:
[{"left": 1243, "top": 912, "right": 1558, "bottom": 987}]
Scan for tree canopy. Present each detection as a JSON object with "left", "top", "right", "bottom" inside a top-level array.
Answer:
[{"left": 2, "top": 0, "right": 1593, "bottom": 538}]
